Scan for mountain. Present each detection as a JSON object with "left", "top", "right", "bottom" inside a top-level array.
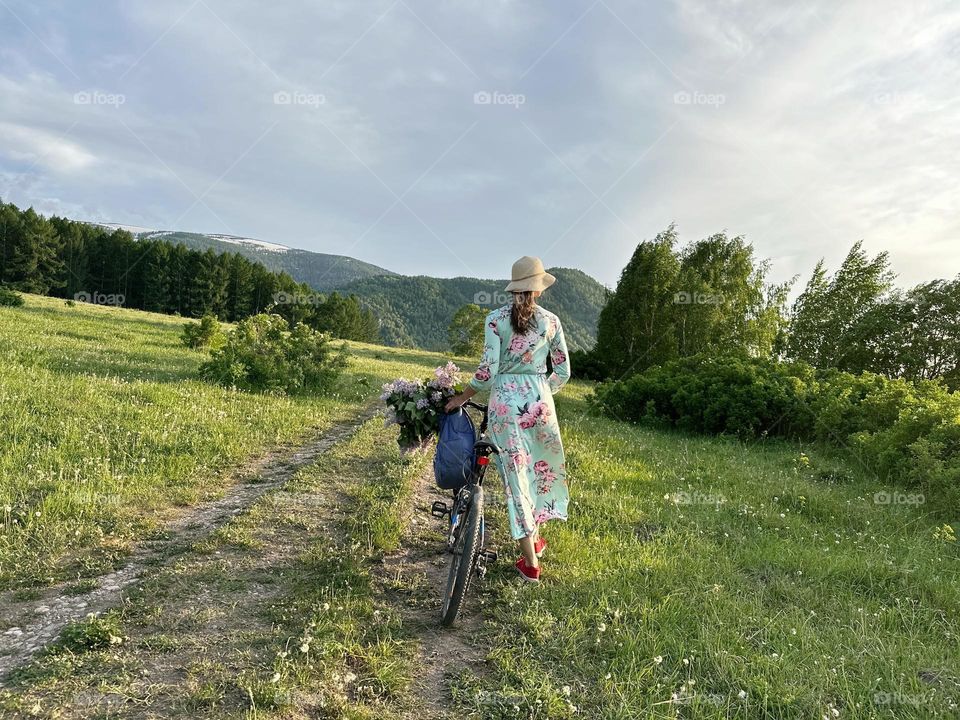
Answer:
[
  {"left": 339, "top": 267, "right": 607, "bottom": 352},
  {"left": 93, "top": 224, "right": 396, "bottom": 291},
  {"left": 91, "top": 223, "right": 606, "bottom": 350}
]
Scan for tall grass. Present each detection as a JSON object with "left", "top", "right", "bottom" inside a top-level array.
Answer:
[
  {"left": 0, "top": 295, "right": 447, "bottom": 589},
  {"left": 458, "top": 384, "right": 960, "bottom": 719}
]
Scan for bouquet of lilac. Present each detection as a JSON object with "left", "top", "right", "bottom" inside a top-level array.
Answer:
[{"left": 381, "top": 361, "right": 463, "bottom": 448}]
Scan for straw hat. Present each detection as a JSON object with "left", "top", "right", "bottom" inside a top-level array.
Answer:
[{"left": 504, "top": 256, "right": 556, "bottom": 292}]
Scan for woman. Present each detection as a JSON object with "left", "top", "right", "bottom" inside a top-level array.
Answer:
[{"left": 445, "top": 256, "right": 571, "bottom": 582}]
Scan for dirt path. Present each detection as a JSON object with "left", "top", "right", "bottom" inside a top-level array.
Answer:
[
  {"left": 0, "top": 405, "right": 378, "bottom": 682},
  {"left": 0, "top": 410, "right": 501, "bottom": 719},
  {"left": 374, "top": 465, "right": 492, "bottom": 719}
]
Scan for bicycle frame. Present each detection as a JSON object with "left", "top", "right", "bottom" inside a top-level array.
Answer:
[{"left": 443, "top": 401, "right": 499, "bottom": 551}]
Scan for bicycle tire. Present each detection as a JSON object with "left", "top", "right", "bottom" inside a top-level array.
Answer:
[{"left": 440, "top": 485, "right": 483, "bottom": 626}]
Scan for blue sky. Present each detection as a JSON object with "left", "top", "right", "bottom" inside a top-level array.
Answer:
[{"left": 1, "top": 0, "right": 958, "bottom": 289}]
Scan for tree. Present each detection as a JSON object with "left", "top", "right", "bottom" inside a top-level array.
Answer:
[
  {"left": 785, "top": 241, "right": 895, "bottom": 370},
  {"left": 0, "top": 204, "right": 64, "bottom": 294},
  {"left": 674, "top": 232, "right": 790, "bottom": 359},
  {"left": 594, "top": 225, "right": 681, "bottom": 378},
  {"left": 447, "top": 303, "right": 486, "bottom": 356},
  {"left": 844, "top": 277, "right": 960, "bottom": 389},
  {"left": 312, "top": 292, "right": 379, "bottom": 342}
]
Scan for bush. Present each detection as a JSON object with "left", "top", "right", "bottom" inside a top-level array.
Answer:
[
  {"left": 593, "top": 354, "right": 960, "bottom": 508},
  {"left": 181, "top": 313, "right": 225, "bottom": 350},
  {"left": 200, "top": 313, "right": 347, "bottom": 394},
  {"left": 569, "top": 348, "right": 608, "bottom": 381},
  {"left": 0, "top": 286, "right": 25, "bottom": 307},
  {"left": 594, "top": 355, "right": 813, "bottom": 438}
]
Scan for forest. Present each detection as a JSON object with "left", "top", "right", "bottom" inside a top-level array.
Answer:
[{"left": 0, "top": 200, "right": 378, "bottom": 341}]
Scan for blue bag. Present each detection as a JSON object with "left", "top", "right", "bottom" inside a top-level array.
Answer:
[{"left": 434, "top": 409, "right": 476, "bottom": 490}]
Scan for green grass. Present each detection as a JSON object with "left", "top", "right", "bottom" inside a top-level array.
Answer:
[
  {"left": 0, "top": 417, "right": 431, "bottom": 719},
  {"left": 457, "top": 384, "right": 960, "bottom": 718},
  {"left": 2, "top": 294, "right": 958, "bottom": 719},
  {"left": 0, "top": 294, "right": 455, "bottom": 589}
]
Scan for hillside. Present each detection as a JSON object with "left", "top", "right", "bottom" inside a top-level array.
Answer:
[
  {"left": 341, "top": 266, "right": 608, "bottom": 351},
  {"left": 89, "top": 224, "right": 606, "bottom": 349},
  {"left": 1, "top": 295, "right": 957, "bottom": 719},
  {"left": 95, "top": 225, "right": 397, "bottom": 291}
]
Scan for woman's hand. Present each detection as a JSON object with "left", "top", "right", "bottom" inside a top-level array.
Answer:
[
  {"left": 444, "top": 387, "right": 477, "bottom": 412},
  {"left": 444, "top": 393, "right": 468, "bottom": 412}
]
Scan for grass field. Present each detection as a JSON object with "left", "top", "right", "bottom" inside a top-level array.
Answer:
[
  {"left": 0, "top": 295, "right": 452, "bottom": 590},
  {"left": 1, "top": 295, "right": 958, "bottom": 719}
]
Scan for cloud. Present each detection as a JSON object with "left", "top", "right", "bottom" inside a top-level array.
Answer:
[
  {"left": 0, "top": 122, "right": 96, "bottom": 171},
  {"left": 0, "top": 0, "right": 958, "bottom": 288}
]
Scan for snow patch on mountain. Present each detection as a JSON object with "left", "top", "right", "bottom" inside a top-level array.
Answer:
[
  {"left": 92, "top": 222, "right": 157, "bottom": 234},
  {"left": 205, "top": 234, "right": 289, "bottom": 253}
]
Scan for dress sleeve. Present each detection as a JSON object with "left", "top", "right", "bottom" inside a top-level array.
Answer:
[
  {"left": 547, "top": 318, "right": 570, "bottom": 394},
  {"left": 468, "top": 315, "right": 500, "bottom": 392}
]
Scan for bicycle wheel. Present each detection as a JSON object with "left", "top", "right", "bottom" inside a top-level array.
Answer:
[{"left": 440, "top": 485, "right": 483, "bottom": 627}]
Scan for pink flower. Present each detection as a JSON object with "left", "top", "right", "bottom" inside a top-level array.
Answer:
[
  {"left": 553, "top": 350, "right": 566, "bottom": 364},
  {"left": 508, "top": 335, "right": 529, "bottom": 354},
  {"left": 511, "top": 451, "right": 531, "bottom": 469},
  {"left": 534, "top": 460, "right": 549, "bottom": 474},
  {"left": 492, "top": 402, "right": 510, "bottom": 417},
  {"left": 518, "top": 412, "right": 537, "bottom": 429},
  {"left": 475, "top": 365, "right": 491, "bottom": 382}
]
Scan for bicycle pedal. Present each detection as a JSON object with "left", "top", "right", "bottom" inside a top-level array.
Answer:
[
  {"left": 430, "top": 501, "right": 450, "bottom": 518},
  {"left": 480, "top": 550, "right": 498, "bottom": 563}
]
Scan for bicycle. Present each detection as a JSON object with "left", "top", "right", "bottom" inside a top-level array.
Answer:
[{"left": 430, "top": 401, "right": 500, "bottom": 627}]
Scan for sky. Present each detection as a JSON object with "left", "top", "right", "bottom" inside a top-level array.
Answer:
[{"left": 1, "top": 0, "right": 958, "bottom": 290}]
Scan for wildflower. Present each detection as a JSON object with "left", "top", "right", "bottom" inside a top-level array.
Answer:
[{"left": 653, "top": 655, "right": 663, "bottom": 664}]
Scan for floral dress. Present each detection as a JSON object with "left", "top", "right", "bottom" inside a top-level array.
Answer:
[{"left": 468, "top": 304, "right": 571, "bottom": 540}]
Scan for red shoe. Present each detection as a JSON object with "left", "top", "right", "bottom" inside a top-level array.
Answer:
[
  {"left": 534, "top": 536, "right": 547, "bottom": 558},
  {"left": 515, "top": 556, "right": 541, "bottom": 583}
]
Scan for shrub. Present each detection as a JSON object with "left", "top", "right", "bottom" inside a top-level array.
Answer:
[
  {"left": 593, "top": 353, "right": 960, "bottom": 508},
  {"left": 181, "top": 313, "right": 225, "bottom": 350},
  {"left": 0, "top": 286, "right": 25, "bottom": 307},
  {"left": 569, "top": 348, "right": 608, "bottom": 381},
  {"left": 594, "top": 355, "right": 813, "bottom": 438},
  {"left": 200, "top": 313, "right": 347, "bottom": 394}
]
